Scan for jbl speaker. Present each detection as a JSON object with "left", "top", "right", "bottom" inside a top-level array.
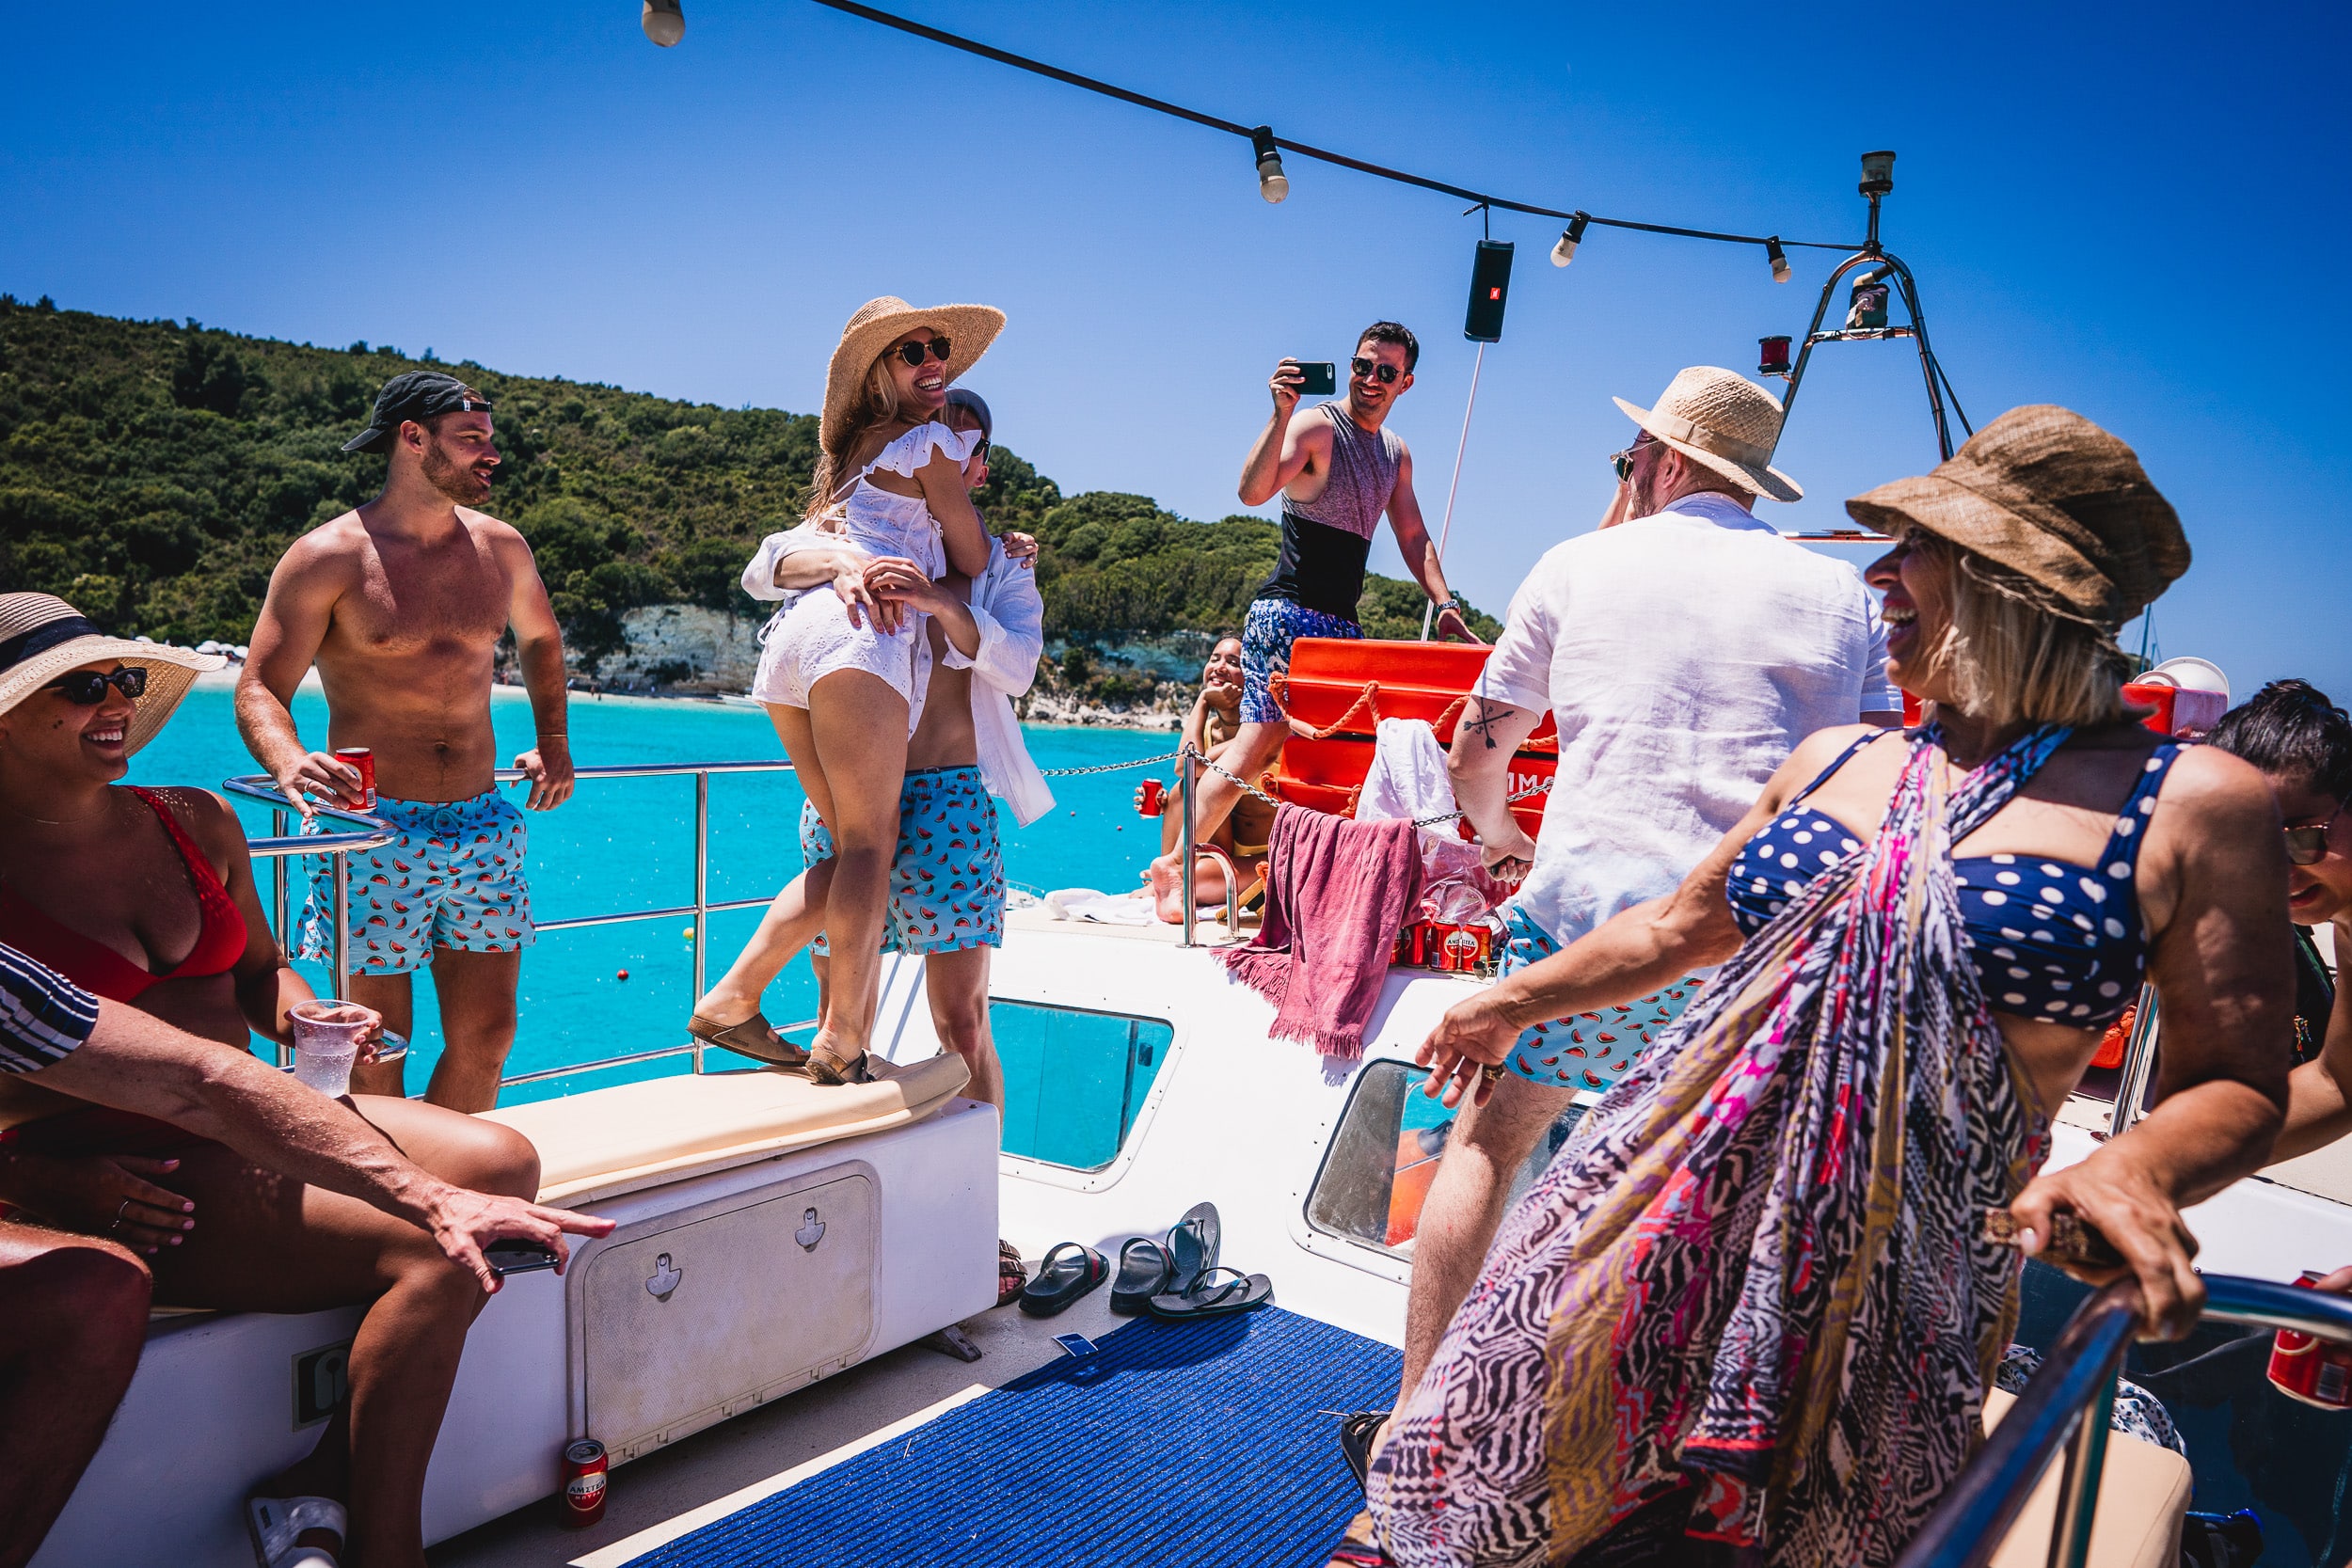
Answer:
[{"left": 1464, "top": 240, "right": 1515, "bottom": 342}]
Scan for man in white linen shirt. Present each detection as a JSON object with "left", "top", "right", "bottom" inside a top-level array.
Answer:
[
  {"left": 1346, "top": 366, "right": 1899, "bottom": 1476},
  {"left": 688, "top": 390, "right": 1051, "bottom": 1124}
]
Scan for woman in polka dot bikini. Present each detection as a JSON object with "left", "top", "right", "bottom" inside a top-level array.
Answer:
[{"left": 1356, "top": 408, "right": 2294, "bottom": 1568}]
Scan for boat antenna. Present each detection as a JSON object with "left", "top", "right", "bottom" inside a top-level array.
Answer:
[{"left": 1761, "top": 151, "right": 1972, "bottom": 462}]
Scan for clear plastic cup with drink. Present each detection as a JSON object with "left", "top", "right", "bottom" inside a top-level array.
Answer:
[{"left": 289, "top": 1000, "right": 374, "bottom": 1097}]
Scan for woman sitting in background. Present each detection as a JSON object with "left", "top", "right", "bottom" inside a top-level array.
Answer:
[
  {"left": 1353, "top": 408, "right": 2294, "bottom": 1568},
  {"left": 0, "top": 592, "right": 543, "bottom": 1568}
]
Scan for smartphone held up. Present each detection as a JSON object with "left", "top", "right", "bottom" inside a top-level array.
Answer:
[{"left": 1293, "top": 360, "right": 1337, "bottom": 397}]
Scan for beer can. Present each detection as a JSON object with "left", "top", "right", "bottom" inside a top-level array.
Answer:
[
  {"left": 1136, "top": 777, "right": 1166, "bottom": 816},
  {"left": 2268, "top": 1270, "right": 2352, "bottom": 1410},
  {"left": 334, "top": 747, "right": 376, "bottom": 810},
  {"left": 561, "top": 1437, "right": 609, "bottom": 1527}
]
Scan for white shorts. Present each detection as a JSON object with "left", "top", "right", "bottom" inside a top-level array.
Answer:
[{"left": 750, "top": 591, "right": 930, "bottom": 735}]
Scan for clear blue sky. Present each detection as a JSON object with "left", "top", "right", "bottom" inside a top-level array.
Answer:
[{"left": 6, "top": 1, "right": 2344, "bottom": 695}]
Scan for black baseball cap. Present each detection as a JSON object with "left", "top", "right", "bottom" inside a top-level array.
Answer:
[{"left": 342, "top": 371, "right": 495, "bottom": 454}]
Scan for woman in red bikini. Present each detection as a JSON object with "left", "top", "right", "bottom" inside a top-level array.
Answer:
[{"left": 0, "top": 593, "right": 545, "bottom": 1568}]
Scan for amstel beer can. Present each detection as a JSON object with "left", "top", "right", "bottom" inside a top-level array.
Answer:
[
  {"left": 334, "top": 747, "right": 376, "bottom": 810},
  {"left": 561, "top": 1438, "right": 609, "bottom": 1527},
  {"left": 2268, "top": 1271, "right": 2352, "bottom": 1410}
]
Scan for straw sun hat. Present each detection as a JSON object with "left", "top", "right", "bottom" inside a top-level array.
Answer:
[
  {"left": 820, "top": 296, "right": 1005, "bottom": 450},
  {"left": 1613, "top": 366, "right": 1803, "bottom": 503},
  {"left": 0, "top": 594, "right": 224, "bottom": 755},
  {"left": 1845, "top": 405, "right": 2188, "bottom": 626}
]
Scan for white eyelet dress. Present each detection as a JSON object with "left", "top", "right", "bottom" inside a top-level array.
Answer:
[{"left": 749, "top": 421, "right": 982, "bottom": 734}]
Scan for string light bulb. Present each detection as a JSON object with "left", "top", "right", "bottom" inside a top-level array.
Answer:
[
  {"left": 1249, "top": 127, "right": 1288, "bottom": 203},
  {"left": 642, "top": 0, "right": 685, "bottom": 45},
  {"left": 1765, "top": 237, "right": 1791, "bottom": 284},
  {"left": 1549, "top": 212, "right": 1589, "bottom": 267}
]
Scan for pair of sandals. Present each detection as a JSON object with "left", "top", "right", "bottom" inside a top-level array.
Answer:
[
  {"left": 685, "top": 1010, "right": 871, "bottom": 1085},
  {"left": 1113, "top": 1202, "right": 1272, "bottom": 1320}
]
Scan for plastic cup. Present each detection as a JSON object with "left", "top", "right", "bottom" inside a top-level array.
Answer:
[{"left": 289, "top": 1000, "right": 371, "bottom": 1097}]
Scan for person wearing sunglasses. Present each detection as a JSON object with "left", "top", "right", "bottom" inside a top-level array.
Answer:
[
  {"left": 1200, "top": 323, "right": 1478, "bottom": 859},
  {"left": 744, "top": 297, "right": 1006, "bottom": 1086},
  {"left": 0, "top": 592, "right": 604, "bottom": 1568},
  {"left": 2207, "top": 679, "right": 2352, "bottom": 1164},
  {"left": 235, "top": 370, "right": 576, "bottom": 1113}
]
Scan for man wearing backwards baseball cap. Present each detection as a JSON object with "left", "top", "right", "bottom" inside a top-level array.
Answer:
[{"left": 236, "top": 371, "right": 574, "bottom": 1112}]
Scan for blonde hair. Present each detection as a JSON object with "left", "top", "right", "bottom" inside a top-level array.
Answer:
[
  {"left": 1909, "top": 529, "right": 2130, "bottom": 729},
  {"left": 805, "top": 352, "right": 905, "bottom": 523}
]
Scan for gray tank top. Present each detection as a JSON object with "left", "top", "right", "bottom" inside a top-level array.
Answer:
[{"left": 1285, "top": 403, "right": 1401, "bottom": 542}]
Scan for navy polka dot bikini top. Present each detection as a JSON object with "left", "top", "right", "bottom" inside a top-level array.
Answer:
[{"left": 1726, "top": 732, "right": 2182, "bottom": 1027}]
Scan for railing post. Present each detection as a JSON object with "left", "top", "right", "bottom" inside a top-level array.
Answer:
[
  {"left": 273, "top": 806, "right": 293, "bottom": 1067},
  {"left": 691, "top": 769, "right": 709, "bottom": 1072},
  {"left": 331, "top": 849, "right": 351, "bottom": 1004},
  {"left": 2106, "top": 983, "right": 2160, "bottom": 1139},
  {"left": 2045, "top": 1354, "right": 2120, "bottom": 1568},
  {"left": 1178, "top": 746, "right": 1198, "bottom": 949}
]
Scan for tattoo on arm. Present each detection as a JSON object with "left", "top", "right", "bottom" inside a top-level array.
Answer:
[{"left": 1465, "top": 705, "right": 1518, "bottom": 750}]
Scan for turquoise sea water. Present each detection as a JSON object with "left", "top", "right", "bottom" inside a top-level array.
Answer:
[{"left": 129, "top": 684, "right": 1173, "bottom": 1106}]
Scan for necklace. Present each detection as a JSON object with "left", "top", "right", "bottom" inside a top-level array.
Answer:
[{"left": 0, "top": 791, "right": 115, "bottom": 828}]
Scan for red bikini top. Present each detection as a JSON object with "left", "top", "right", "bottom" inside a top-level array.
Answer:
[{"left": 0, "top": 786, "right": 249, "bottom": 1003}]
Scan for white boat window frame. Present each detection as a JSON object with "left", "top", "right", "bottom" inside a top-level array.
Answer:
[{"left": 984, "top": 986, "right": 1184, "bottom": 1195}]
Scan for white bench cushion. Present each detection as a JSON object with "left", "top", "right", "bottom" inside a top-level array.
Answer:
[{"left": 485, "top": 1055, "right": 971, "bottom": 1206}]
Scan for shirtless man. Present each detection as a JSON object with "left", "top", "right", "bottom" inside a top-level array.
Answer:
[
  {"left": 1176, "top": 323, "right": 1476, "bottom": 862},
  {"left": 236, "top": 372, "right": 574, "bottom": 1111}
]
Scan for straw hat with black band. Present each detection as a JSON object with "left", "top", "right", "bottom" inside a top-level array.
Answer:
[
  {"left": 0, "top": 594, "right": 224, "bottom": 755},
  {"left": 1613, "top": 365, "right": 1804, "bottom": 504},
  {"left": 1845, "top": 404, "right": 2188, "bottom": 627},
  {"left": 820, "top": 296, "right": 1006, "bottom": 451}
]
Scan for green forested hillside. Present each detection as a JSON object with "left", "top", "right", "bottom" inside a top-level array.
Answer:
[{"left": 0, "top": 297, "right": 1495, "bottom": 672}]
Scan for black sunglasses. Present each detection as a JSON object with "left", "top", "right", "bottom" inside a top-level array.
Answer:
[
  {"left": 889, "top": 336, "right": 953, "bottom": 368},
  {"left": 1609, "top": 436, "right": 1660, "bottom": 482},
  {"left": 1349, "top": 356, "right": 1401, "bottom": 385},
  {"left": 2285, "top": 801, "right": 2344, "bottom": 865},
  {"left": 44, "top": 667, "right": 147, "bottom": 705}
]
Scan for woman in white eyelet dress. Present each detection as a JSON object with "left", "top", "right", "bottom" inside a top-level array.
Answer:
[{"left": 747, "top": 295, "right": 1003, "bottom": 1085}]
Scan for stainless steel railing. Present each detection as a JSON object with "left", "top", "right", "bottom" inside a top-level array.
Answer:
[
  {"left": 227, "top": 762, "right": 818, "bottom": 1084},
  {"left": 1897, "top": 1274, "right": 2352, "bottom": 1568}
]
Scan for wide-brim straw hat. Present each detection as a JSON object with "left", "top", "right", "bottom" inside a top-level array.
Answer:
[
  {"left": 820, "top": 296, "right": 1006, "bottom": 450},
  {"left": 0, "top": 594, "right": 224, "bottom": 755},
  {"left": 1613, "top": 366, "right": 1802, "bottom": 503},
  {"left": 1845, "top": 404, "right": 2188, "bottom": 626}
]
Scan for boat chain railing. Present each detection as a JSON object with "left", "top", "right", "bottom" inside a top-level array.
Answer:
[{"left": 1898, "top": 1274, "right": 2352, "bottom": 1568}]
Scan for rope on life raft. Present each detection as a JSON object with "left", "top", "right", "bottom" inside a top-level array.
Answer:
[{"left": 1191, "top": 745, "right": 1551, "bottom": 832}]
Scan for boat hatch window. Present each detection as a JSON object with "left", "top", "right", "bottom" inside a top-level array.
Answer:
[
  {"left": 992, "top": 1001, "right": 1174, "bottom": 1171},
  {"left": 1305, "top": 1060, "right": 1584, "bottom": 1258}
]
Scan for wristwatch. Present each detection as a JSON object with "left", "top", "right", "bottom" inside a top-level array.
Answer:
[{"left": 1436, "top": 595, "right": 1464, "bottom": 615}]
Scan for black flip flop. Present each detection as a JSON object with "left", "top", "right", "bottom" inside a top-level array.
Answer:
[
  {"left": 1109, "top": 1237, "right": 1174, "bottom": 1315},
  {"left": 1338, "top": 1410, "right": 1390, "bottom": 1492},
  {"left": 1146, "top": 1265, "right": 1272, "bottom": 1319},
  {"left": 1018, "top": 1242, "right": 1108, "bottom": 1318},
  {"left": 1165, "top": 1201, "right": 1221, "bottom": 1296}
]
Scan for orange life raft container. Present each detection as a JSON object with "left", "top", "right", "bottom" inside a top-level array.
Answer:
[{"left": 1261, "top": 639, "right": 1554, "bottom": 839}]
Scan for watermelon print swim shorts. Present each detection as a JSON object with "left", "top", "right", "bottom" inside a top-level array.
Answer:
[
  {"left": 299, "top": 790, "right": 533, "bottom": 974},
  {"left": 1496, "top": 903, "right": 1698, "bottom": 1093},
  {"left": 800, "top": 765, "right": 1005, "bottom": 957}
]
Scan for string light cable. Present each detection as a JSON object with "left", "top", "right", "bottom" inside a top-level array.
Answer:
[{"left": 796, "top": 0, "right": 1861, "bottom": 258}]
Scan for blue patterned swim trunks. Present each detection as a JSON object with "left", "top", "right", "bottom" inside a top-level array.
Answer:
[
  {"left": 1497, "top": 905, "right": 1700, "bottom": 1093},
  {"left": 1240, "top": 596, "right": 1362, "bottom": 724},
  {"left": 299, "top": 790, "right": 532, "bottom": 974},
  {"left": 801, "top": 765, "right": 1004, "bottom": 957}
]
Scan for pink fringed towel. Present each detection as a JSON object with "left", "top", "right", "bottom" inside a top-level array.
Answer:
[{"left": 1218, "top": 804, "right": 1423, "bottom": 1058}]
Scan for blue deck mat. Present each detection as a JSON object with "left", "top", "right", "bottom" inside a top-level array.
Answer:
[{"left": 623, "top": 1306, "right": 1400, "bottom": 1567}]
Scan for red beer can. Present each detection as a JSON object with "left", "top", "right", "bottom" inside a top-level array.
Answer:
[
  {"left": 334, "top": 747, "right": 376, "bottom": 810},
  {"left": 1136, "top": 777, "right": 1166, "bottom": 816},
  {"left": 2268, "top": 1270, "right": 2352, "bottom": 1410},
  {"left": 561, "top": 1437, "right": 609, "bottom": 1527}
]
